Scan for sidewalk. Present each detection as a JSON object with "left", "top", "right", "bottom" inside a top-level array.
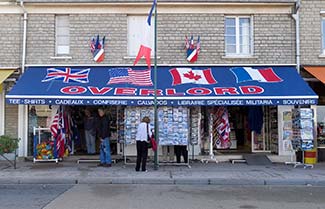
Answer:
[{"left": 1, "top": 158, "right": 325, "bottom": 186}]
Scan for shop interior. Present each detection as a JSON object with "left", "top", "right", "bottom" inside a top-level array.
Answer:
[{"left": 28, "top": 104, "right": 279, "bottom": 162}]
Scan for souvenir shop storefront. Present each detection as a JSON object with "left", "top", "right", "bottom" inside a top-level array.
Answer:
[
  {"left": 5, "top": 65, "right": 318, "bottom": 163},
  {"left": 303, "top": 66, "right": 325, "bottom": 161}
]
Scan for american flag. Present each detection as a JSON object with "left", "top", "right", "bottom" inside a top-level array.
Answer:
[
  {"left": 90, "top": 37, "right": 96, "bottom": 54},
  {"left": 107, "top": 68, "right": 153, "bottom": 86},
  {"left": 184, "top": 36, "right": 190, "bottom": 49},
  {"left": 42, "top": 68, "right": 90, "bottom": 83},
  {"left": 50, "top": 106, "right": 64, "bottom": 138},
  {"left": 50, "top": 106, "right": 66, "bottom": 158}
]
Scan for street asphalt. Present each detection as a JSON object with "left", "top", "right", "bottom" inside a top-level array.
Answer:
[{"left": 1, "top": 158, "right": 325, "bottom": 186}]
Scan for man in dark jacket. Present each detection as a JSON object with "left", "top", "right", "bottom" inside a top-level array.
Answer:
[{"left": 97, "top": 108, "right": 112, "bottom": 167}]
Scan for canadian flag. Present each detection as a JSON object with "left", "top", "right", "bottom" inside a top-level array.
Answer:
[
  {"left": 133, "top": 0, "right": 157, "bottom": 69},
  {"left": 169, "top": 68, "right": 217, "bottom": 86}
]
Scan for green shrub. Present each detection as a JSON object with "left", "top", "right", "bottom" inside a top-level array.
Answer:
[{"left": 0, "top": 135, "right": 19, "bottom": 154}]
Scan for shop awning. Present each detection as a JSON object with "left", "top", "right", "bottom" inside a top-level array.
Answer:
[
  {"left": 6, "top": 66, "right": 318, "bottom": 106},
  {"left": 304, "top": 66, "right": 325, "bottom": 84},
  {"left": 0, "top": 69, "right": 14, "bottom": 92}
]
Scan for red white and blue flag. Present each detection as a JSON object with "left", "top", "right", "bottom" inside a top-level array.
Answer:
[
  {"left": 214, "top": 107, "right": 231, "bottom": 149},
  {"left": 169, "top": 68, "right": 217, "bottom": 86},
  {"left": 230, "top": 67, "right": 283, "bottom": 83},
  {"left": 90, "top": 35, "right": 106, "bottom": 63},
  {"left": 42, "top": 68, "right": 90, "bottom": 83},
  {"left": 133, "top": 0, "right": 157, "bottom": 69},
  {"left": 50, "top": 106, "right": 65, "bottom": 158},
  {"left": 185, "top": 36, "right": 201, "bottom": 63},
  {"left": 107, "top": 68, "right": 153, "bottom": 86}
]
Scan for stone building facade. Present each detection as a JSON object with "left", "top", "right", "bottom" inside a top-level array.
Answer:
[{"left": 1, "top": 0, "right": 300, "bottom": 157}]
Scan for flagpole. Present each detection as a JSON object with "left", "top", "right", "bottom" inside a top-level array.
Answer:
[{"left": 153, "top": 0, "right": 158, "bottom": 170}]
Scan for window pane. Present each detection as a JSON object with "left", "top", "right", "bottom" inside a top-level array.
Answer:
[
  {"left": 56, "top": 15, "right": 69, "bottom": 55},
  {"left": 239, "top": 18, "right": 251, "bottom": 54},
  {"left": 225, "top": 35, "right": 236, "bottom": 45},
  {"left": 225, "top": 18, "right": 235, "bottom": 26},
  {"left": 226, "top": 45, "right": 236, "bottom": 54},
  {"left": 240, "top": 44, "right": 250, "bottom": 54},
  {"left": 239, "top": 18, "right": 250, "bottom": 26},
  {"left": 57, "top": 46, "right": 69, "bottom": 54},
  {"left": 56, "top": 16, "right": 69, "bottom": 27},
  {"left": 225, "top": 26, "right": 236, "bottom": 35},
  {"left": 56, "top": 27, "right": 69, "bottom": 36},
  {"left": 57, "top": 36, "right": 69, "bottom": 45}
]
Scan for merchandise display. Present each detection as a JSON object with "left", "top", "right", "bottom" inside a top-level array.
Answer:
[
  {"left": 212, "top": 107, "right": 231, "bottom": 149},
  {"left": 292, "top": 108, "right": 315, "bottom": 151},
  {"left": 124, "top": 106, "right": 189, "bottom": 145},
  {"left": 269, "top": 107, "right": 278, "bottom": 153},
  {"left": 36, "top": 141, "right": 55, "bottom": 160},
  {"left": 117, "top": 107, "right": 125, "bottom": 143},
  {"left": 190, "top": 107, "right": 200, "bottom": 145}
]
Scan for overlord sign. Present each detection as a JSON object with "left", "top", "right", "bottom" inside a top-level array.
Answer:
[
  {"left": 60, "top": 85, "right": 264, "bottom": 96},
  {"left": 5, "top": 66, "right": 318, "bottom": 106}
]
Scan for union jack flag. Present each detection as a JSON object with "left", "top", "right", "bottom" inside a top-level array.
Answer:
[{"left": 42, "top": 68, "right": 90, "bottom": 83}]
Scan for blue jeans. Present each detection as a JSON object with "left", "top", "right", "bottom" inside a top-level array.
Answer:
[
  {"left": 100, "top": 137, "right": 111, "bottom": 164},
  {"left": 85, "top": 130, "right": 96, "bottom": 154}
]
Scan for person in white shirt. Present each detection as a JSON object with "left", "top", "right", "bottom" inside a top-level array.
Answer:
[{"left": 135, "top": 116, "right": 153, "bottom": 172}]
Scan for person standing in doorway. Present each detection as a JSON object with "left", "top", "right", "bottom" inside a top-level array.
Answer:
[
  {"left": 97, "top": 108, "right": 112, "bottom": 167},
  {"left": 135, "top": 116, "right": 153, "bottom": 172},
  {"left": 84, "top": 109, "right": 96, "bottom": 155}
]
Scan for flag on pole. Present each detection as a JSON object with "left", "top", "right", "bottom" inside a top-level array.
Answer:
[
  {"left": 90, "top": 35, "right": 106, "bottom": 63},
  {"left": 185, "top": 35, "right": 201, "bottom": 63},
  {"left": 133, "top": 0, "right": 157, "bottom": 69},
  {"left": 50, "top": 106, "right": 65, "bottom": 158}
]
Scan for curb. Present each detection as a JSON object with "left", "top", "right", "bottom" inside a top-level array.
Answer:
[{"left": 1, "top": 177, "right": 325, "bottom": 186}]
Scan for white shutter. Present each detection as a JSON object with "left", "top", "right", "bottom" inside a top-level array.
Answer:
[
  {"left": 127, "top": 16, "right": 154, "bottom": 57},
  {"left": 56, "top": 15, "right": 70, "bottom": 55}
]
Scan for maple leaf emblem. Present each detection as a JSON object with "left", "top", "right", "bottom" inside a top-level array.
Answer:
[{"left": 183, "top": 70, "right": 201, "bottom": 81}]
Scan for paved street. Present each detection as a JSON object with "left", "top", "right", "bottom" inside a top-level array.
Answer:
[
  {"left": 1, "top": 184, "right": 325, "bottom": 209},
  {"left": 0, "top": 184, "right": 72, "bottom": 209}
]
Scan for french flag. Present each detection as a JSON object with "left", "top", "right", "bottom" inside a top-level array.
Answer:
[
  {"left": 230, "top": 67, "right": 283, "bottom": 83},
  {"left": 169, "top": 68, "right": 217, "bottom": 86},
  {"left": 187, "top": 36, "right": 200, "bottom": 63},
  {"left": 133, "top": 0, "right": 157, "bottom": 69}
]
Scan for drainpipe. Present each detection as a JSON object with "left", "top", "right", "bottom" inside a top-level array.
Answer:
[
  {"left": 18, "top": 0, "right": 28, "bottom": 157},
  {"left": 20, "top": 0, "right": 27, "bottom": 73},
  {"left": 292, "top": 0, "right": 301, "bottom": 73}
]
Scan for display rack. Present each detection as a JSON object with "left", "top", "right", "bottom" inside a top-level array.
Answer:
[
  {"left": 269, "top": 106, "right": 278, "bottom": 153},
  {"left": 33, "top": 127, "right": 58, "bottom": 164},
  {"left": 291, "top": 108, "right": 315, "bottom": 169},
  {"left": 123, "top": 106, "right": 191, "bottom": 167},
  {"left": 201, "top": 114, "right": 218, "bottom": 164}
]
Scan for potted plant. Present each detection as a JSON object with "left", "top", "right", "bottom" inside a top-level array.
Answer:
[{"left": 0, "top": 135, "right": 19, "bottom": 155}]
